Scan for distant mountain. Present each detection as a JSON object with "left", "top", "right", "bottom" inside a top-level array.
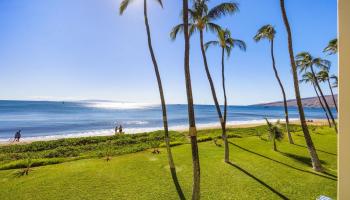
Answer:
[{"left": 254, "top": 94, "right": 337, "bottom": 108}]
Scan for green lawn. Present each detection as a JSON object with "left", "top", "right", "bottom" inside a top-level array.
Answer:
[{"left": 0, "top": 126, "right": 337, "bottom": 200}]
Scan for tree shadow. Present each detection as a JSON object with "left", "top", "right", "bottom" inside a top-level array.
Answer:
[
  {"left": 169, "top": 167, "right": 186, "bottom": 200},
  {"left": 227, "top": 162, "right": 289, "bottom": 200},
  {"left": 293, "top": 143, "right": 337, "bottom": 156},
  {"left": 279, "top": 152, "right": 326, "bottom": 167},
  {"left": 228, "top": 142, "right": 337, "bottom": 181}
]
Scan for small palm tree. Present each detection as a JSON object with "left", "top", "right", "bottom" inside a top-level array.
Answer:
[
  {"left": 204, "top": 28, "right": 246, "bottom": 162},
  {"left": 323, "top": 38, "right": 338, "bottom": 55},
  {"left": 295, "top": 52, "right": 337, "bottom": 133},
  {"left": 265, "top": 119, "right": 284, "bottom": 151},
  {"left": 317, "top": 69, "right": 338, "bottom": 111},
  {"left": 330, "top": 75, "right": 338, "bottom": 88},
  {"left": 120, "top": 0, "right": 184, "bottom": 198},
  {"left": 171, "top": 0, "right": 239, "bottom": 163},
  {"left": 300, "top": 72, "right": 331, "bottom": 127},
  {"left": 253, "top": 24, "right": 294, "bottom": 144},
  {"left": 279, "top": 0, "right": 323, "bottom": 172}
]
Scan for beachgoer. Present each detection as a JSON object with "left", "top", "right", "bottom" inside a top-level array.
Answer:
[
  {"left": 119, "top": 125, "right": 123, "bottom": 134},
  {"left": 14, "top": 130, "right": 21, "bottom": 142},
  {"left": 115, "top": 125, "right": 119, "bottom": 134}
]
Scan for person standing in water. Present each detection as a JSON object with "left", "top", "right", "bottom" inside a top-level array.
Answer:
[
  {"left": 115, "top": 125, "right": 119, "bottom": 135},
  {"left": 118, "top": 125, "right": 123, "bottom": 134}
]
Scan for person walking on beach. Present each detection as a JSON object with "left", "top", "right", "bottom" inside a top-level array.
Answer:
[
  {"left": 118, "top": 125, "right": 123, "bottom": 134},
  {"left": 14, "top": 130, "right": 21, "bottom": 142}
]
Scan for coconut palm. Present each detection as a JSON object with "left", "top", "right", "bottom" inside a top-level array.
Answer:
[
  {"left": 317, "top": 69, "right": 338, "bottom": 111},
  {"left": 279, "top": 0, "right": 323, "bottom": 172},
  {"left": 119, "top": 1, "right": 185, "bottom": 198},
  {"left": 182, "top": 0, "right": 200, "bottom": 199},
  {"left": 265, "top": 119, "right": 284, "bottom": 151},
  {"left": 330, "top": 75, "right": 338, "bottom": 88},
  {"left": 324, "top": 38, "right": 338, "bottom": 55},
  {"left": 204, "top": 28, "right": 245, "bottom": 162},
  {"left": 253, "top": 24, "right": 294, "bottom": 144},
  {"left": 300, "top": 72, "right": 331, "bottom": 127},
  {"left": 295, "top": 52, "right": 337, "bottom": 133},
  {"left": 171, "top": 0, "right": 239, "bottom": 163}
]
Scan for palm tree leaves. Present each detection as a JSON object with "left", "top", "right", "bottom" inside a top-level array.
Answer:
[
  {"left": 253, "top": 24, "right": 276, "bottom": 42},
  {"left": 170, "top": 23, "right": 196, "bottom": 40},
  {"left": 295, "top": 52, "right": 331, "bottom": 73},
  {"left": 265, "top": 118, "right": 284, "bottom": 141},
  {"left": 119, "top": 0, "right": 163, "bottom": 15},
  {"left": 204, "top": 41, "right": 220, "bottom": 51},
  {"left": 323, "top": 38, "right": 338, "bottom": 55},
  {"left": 207, "top": 2, "right": 239, "bottom": 20},
  {"left": 300, "top": 72, "right": 316, "bottom": 85}
]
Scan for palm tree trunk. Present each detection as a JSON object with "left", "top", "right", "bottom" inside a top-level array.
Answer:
[
  {"left": 313, "top": 83, "right": 331, "bottom": 127},
  {"left": 327, "top": 79, "right": 338, "bottom": 111},
  {"left": 183, "top": 0, "right": 200, "bottom": 199},
  {"left": 143, "top": 1, "right": 185, "bottom": 198},
  {"left": 310, "top": 66, "right": 337, "bottom": 133},
  {"left": 199, "top": 30, "right": 229, "bottom": 163},
  {"left": 221, "top": 47, "right": 229, "bottom": 163},
  {"left": 270, "top": 39, "right": 293, "bottom": 144},
  {"left": 273, "top": 136, "right": 277, "bottom": 151},
  {"left": 279, "top": 0, "right": 323, "bottom": 172}
]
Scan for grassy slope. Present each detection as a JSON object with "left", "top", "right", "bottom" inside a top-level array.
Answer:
[{"left": 0, "top": 126, "right": 337, "bottom": 200}]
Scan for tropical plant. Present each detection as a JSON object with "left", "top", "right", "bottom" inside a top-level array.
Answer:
[
  {"left": 119, "top": 0, "right": 184, "bottom": 198},
  {"left": 317, "top": 69, "right": 338, "bottom": 111},
  {"left": 330, "top": 74, "right": 338, "bottom": 88},
  {"left": 323, "top": 38, "right": 338, "bottom": 55},
  {"left": 204, "top": 28, "right": 246, "bottom": 162},
  {"left": 171, "top": 0, "right": 239, "bottom": 163},
  {"left": 279, "top": 0, "right": 323, "bottom": 172},
  {"left": 265, "top": 119, "right": 284, "bottom": 151},
  {"left": 295, "top": 52, "right": 337, "bottom": 133},
  {"left": 253, "top": 24, "right": 294, "bottom": 144},
  {"left": 300, "top": 72, "right": 331, "bottom": 127},
  {"left": 182, "top": 0, "right": 200, "bottom": 199}
]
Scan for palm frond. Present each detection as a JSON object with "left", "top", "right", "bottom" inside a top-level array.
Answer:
[
  {"left": 313, "top": 58, "right": 331, "bottom": 70},
  {"left": 232, "top": 39, "right": 247, "bottom": 51},
  {"left": 207, "top": 2, "right": 239, "bottom": 20},
  {"left": 170, "top": 24, "right": 185, "bottom": 40},
  {"left": 119, "top": 0, "right": 134, "bottom": 15},
  {"left": 206, "top": 22, "right": 221, "bottom": 34},
  {"left": 253, "top": 24, "right": 275, "bottom": 42},
  {"left": 204, "top": 40, "right": 220, "bottom": 51},
  {"left": 323, "top": 38, "right": 338, "bottom": 55},
  {"left": 154, "top": 0, "right": 163, "bottom": 8}
]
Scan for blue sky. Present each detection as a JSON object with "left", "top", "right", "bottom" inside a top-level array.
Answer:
[{"left": 0, "top": 0, "right": 337, "bottom": 105}]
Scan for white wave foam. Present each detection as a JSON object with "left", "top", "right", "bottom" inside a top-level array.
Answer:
[
  {"left": 84, "top": 101, "right": 157, "bottom": 110},
  {"left": 0, "top": 118, "right": 301, "bottom": 144},
  {"left": 125, "top": 121, "right": 149, "bottom": 125}
]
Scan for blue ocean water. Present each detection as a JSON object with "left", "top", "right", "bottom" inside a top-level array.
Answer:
[{"left": 0, "top": 100, "right": 335, "bottom": 141}]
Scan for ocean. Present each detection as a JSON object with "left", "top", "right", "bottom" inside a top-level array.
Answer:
[{"left": 0, "top": 100, "right": 335, "bottom": 142}]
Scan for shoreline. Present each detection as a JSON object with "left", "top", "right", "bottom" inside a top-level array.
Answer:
[{"left": 0, "top": 119, "right": 330, "bottom": 146}]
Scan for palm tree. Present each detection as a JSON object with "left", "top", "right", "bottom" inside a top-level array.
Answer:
[
  {"left": 265, "top": 119, "right": 284, "bottom": 151},
  {"left": 330, "top": 75, "right": 338, "bottom": 88},
  {"left": 295, "top": 52, "right": 337, "bottom": 133},
  {"left": 171, "top": 0, "right": 239, "bottom": 163},
  {"left": 300, "top": 72, "right": 331, "bottom": 127},
  {"left": 204, "top": 28, "right": 246, "bottom": 162},
  {"left": 253, "top": 25, "right": 294, "bottom": 144},
  {"left": 279, "top": 0, "right": 323, "bottom": 172},
  {"left": 317, "top": 69, "right": 338, "bottom": 111},
  {"left": 119, "top": 1, "right": 185, "bottom": 198},
  {"left": 183, "top": 0, "right": 200, "bottom": 199},
  {"left": 324, "top": 38, "right": 338, "bottom": 55}
]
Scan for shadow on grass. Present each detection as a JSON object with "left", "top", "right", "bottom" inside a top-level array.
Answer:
[
  {"left": 228, "top": 142, "right": 337, "bottom": 181},
  {"left": 279, "top": 152, "right": 326, "bottom": 167},
  {"left": 293, "top": 143, "right": 337, "bottom": 156},
  {"left": 227, "top": 162, "right": 289, "bottom": 200}
]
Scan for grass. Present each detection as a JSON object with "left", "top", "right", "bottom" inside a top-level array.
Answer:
[{"left": 0, "top": 125, "right": 337, "bottom": 199}]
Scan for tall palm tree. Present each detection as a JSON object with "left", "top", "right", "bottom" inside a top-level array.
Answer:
[
  {"left": 119, "top": 1, "right": 185, "bottom": 198},
  {"left": 323, "top": 38, "right": 338, "bottom": 55},
  {"left": 253, "top": 25, "right": 294, "bottom": 144},
  {"left": 204, "top": 28, "right": 246, "bottom": 162},
  {"left": 279, "top": 0, "right": 323, "bottom": 172},
  {"left": 295, "top": 52, "right": 337, "bottom": 133},
  {"left": 300, "top": 72, "right": 331, "bottom": 127},
  {"left": 317, "top": 69, "right": 338, "bottom": 111},
  {"left": 171, "top": 0, "right": 239, "bottom": 163},
  {"left": 183, "top": 0, "right": 200, "bottom": 199}
]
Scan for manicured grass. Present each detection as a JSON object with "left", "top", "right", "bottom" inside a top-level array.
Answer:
[{"left": 0, "top": 126, "right": 337, "bottom": 199}]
